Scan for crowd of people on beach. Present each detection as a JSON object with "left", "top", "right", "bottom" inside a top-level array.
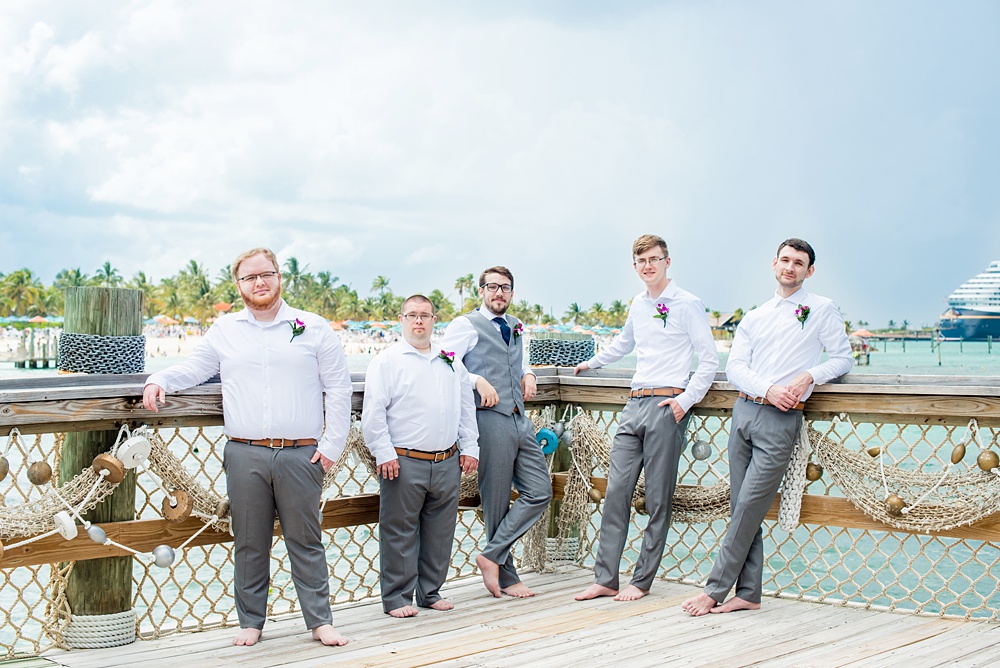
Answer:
[{"left": 139, "top": 235, "right": 850, "bottom": 649}]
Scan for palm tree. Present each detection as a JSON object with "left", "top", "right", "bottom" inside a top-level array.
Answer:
[
  {"left": 212, "top": 265, "right": 240, "bottom": 305},
  {"left": 532, "top": 303, "right": 544, "bottom": 325},
  {"left": 371, "top": 275, "right": 390, "bottom": 297},
  {"left": 608, "top": 300, "right": 628, "bottom": 327},
  {"left": 563, "top": 302, "right": 582, "bottom": 325},
  {"left": 590, "top": 302, "right": 606, "bottom": 327},
  {"left": 283, "top": 257, "right": 310, "bottom": 304},
  {"left": 428, "top": 289, "right": 456, "bottom": 320},
  {"left": 94, "top": 261, "right": 123, "bottom": 287},
  {"left": 454, "top": 274, "right": 475, "bottom": 310},
  {"left": 0, "top": 269, "right": 45, "bottom": 316},
  {"left": 127, "top": 271, "right": 161, "bottom": 317},
  {"left": 54, "top": 268, "right": 91, "bottom": 289}
]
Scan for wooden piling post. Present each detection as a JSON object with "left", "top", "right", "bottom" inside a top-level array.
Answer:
[{"left": 59, "top": 287, "right": 144, "bottom": 616}]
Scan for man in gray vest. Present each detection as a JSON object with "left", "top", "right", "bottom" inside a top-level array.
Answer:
[{"left": 441, "top": 266, "right": 553, "bottom": 598}]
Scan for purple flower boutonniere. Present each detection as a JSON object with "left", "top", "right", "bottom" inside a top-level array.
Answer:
[
  {"left": 289, "top": 318, "right": 306, "bottom": 342},
  {"left": 795, "top": 304, "right": 810, "bottom": 329},
  {"left": 654, "top": 303, "right": 669, "bottom": 327},
  {"left": 438, "top": 350, "right": 456, "bottom": 371},
  {"left": 513, "top": 323, "right": 523, "bottom": 339}
]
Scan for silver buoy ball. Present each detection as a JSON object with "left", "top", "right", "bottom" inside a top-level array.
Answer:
[
  {"left": 559, "top": 428, "right": 574, "bottom": 446},
  {"left": 87, "top": 525, "right": 108, "bottom": 544},
  {"left": 691, "top": 440, "right": 712, "bottom": 461},
  {"left": 552, "top": 422, "right": 565, "bottom": 437},
  {"left": 152, "top": 545, "right": 175, "bottom": 568}
]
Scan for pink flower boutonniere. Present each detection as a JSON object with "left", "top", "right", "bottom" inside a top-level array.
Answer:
[
  {"left": 795, "top": 305, "right": 810, "bottom": 329},
  {"left": 654, "top": 303, "right": 669, "bottom": 327},
  {"left": 438, "top": 350, "right": 456, "bottom": 371},
  {"left": 289, "top": 318, "right": 306, "bottom": 342},
  {"left": 513, "top": 323, "right": 523, "bottom": 339}
]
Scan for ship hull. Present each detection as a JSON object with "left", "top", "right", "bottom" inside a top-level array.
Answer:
[{"left": 938, "top": 309, "right": 1000, "bottom": 340}]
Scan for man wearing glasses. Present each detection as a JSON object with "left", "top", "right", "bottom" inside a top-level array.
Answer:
[
  {"left": 575, "top": 234, "right": 718, "bottom": 602},
  {"left": 143, "top": 247, "right": 352, "bottom": 648},
  {"left": 441, "top": 266, "right": 553, "bottom": 598},
  {"left": 362, "top": 295, "right": 479, "bottom": 618}
]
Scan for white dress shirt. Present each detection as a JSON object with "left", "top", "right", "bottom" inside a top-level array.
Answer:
[
  {"left": 439, "top": 309, "right": 534, "bottom": 385},
  {"left": 145, "top": 300, "right": 353, "bottom": 461},
  {"left": 361, "top": 340, "right": 480, "bottom": 465},
  {"left": 725, "top": 288, "right": 853, "bottom": 401},
  {"left": 586, "top": 281, "right": 719, "bottom": 413}
]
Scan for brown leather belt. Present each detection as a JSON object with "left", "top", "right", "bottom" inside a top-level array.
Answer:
[
  {"left": 394, "top": 444, "right": 458, "bottom": 462},
  {"left": 475, "top": 406, "right": 521, "bottom": 414},
  {"left": 738, "top": 392, "right": 805, "bottom": 411},
  {"left": 628, "top": 387, "right": 684, "bottom": 399},
  {"left": 230, "top": 437, "right": 318, "bottom": 448}
]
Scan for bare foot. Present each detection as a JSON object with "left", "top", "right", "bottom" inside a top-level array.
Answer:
[
  {"left": 681, "top": 593, "right": 719, "bottom": 616},
  {"left": 575, "top": 584, "right": 618, "bottom": 601},
  {"left": 613, "top": 584, "right": 648, "bottom": 602},
  {"left": 711, "top": 596, "right": 760, "bottom": 614},
  {"left": 387, "top": 605, "right": 419, "bottom": 618},
  {"left": 311, "top": 624, "right": 348, "bottom": 646},
  {"left": 233, "top": 627, "right": 262, "bottom": 646},
  {"left": 476, "top": 554, "right": 502, "bottom": 598},
  {"left": 429, "top": 599, "right": 454, "bottom": 611},
  {"left": 501, "top": 582, "right": 535, "bottom": 598}
]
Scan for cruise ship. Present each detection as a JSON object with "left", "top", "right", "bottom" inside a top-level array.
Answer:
[{"left": 939, "top": 260, "right": 1000, "bottom": 340}]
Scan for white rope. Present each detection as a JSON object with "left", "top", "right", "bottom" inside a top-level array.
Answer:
[
  {"left": 62, "top": 608, "right": 137, "bottom": 649},
  {"left": 777, "top": 418, "right": 812, "bottom": 531}
]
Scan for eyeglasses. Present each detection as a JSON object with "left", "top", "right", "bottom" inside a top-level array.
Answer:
[
  {"left": 237, "top": 271, "right": 278, "bottom": 284},
  {"left": 401, "top": 313, "right": 435, "bottom": 322},
  {"left": 482, "top": 283, "right": 513, "bottom": 294},
  {"left": 633, "top": 257, "right": 666, "bottom": 267}
]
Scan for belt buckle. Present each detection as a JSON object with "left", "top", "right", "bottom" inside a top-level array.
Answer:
[
  {"left": 751, "top": 396, "right": 766, "bottom": 405},
  {"left": 434, "top": 449, "right": 448, "bottom": 462},
  {"left": 268, "top": 438, "right": 283, "bottom": 448}
]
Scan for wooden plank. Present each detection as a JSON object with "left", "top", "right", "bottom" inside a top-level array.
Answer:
[
  {"left": 551, "top": 474, "right": 1000, "bottom": 541},
  {"left": 0, "top": 495, "right": 381, "bottom": 569}
]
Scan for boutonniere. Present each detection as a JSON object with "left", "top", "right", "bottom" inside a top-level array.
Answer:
[
  {"left": 795, "top": 305, "right": 810, "bottom": 329},
  {"left": 654, "top": 303, "right": 669, "bottom": 327},
  {"left": 513, "top": 323, "right": 523, "bottom": 339},
  {"left": 288, "top": 318, "right": 306, "bottom": 342},
  {"left": 438, "top": 350, "right": 455, "bottom": 371}
]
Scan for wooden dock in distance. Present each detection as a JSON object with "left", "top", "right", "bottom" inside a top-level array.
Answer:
[{"left": 42, "top": 566, "right": 1000, "bottom": 668}]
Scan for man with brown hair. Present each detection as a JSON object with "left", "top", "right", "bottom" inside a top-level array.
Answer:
[
  {"left": 441, "top": 266, "right": 552, "bottom": 598},
  {"left": 575, "top": 234, "right": 718, "bottom": 602},
  {"left": 682, "top": 238, "right": 852, "bottom": 616},
  {"left": 362, "top": 295, "right": 479, "bottom": 618},
  {"left": 143, "top": 247, "right": 352, "bottom": 647}
]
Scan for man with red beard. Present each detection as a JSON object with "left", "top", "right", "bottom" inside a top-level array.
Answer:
[{"left": 143, "top": 247, "right": 352, "bottom": 648}]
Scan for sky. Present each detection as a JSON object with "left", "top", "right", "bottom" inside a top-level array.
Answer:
[{"left": 1, "top": 1, "right": 998, "bottom": 327}]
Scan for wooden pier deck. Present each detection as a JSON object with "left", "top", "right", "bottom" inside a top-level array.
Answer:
[{"left": 40, "top": 566, "right": 1000, "bottom": 668}]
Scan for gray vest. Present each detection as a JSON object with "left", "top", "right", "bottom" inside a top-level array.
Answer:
[{"left": 462, "top": 310, "right": 524, "bottom": 416}]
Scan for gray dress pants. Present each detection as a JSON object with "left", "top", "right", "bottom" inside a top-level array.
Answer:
[
  {"left": 476, "top": 410, "right": 553, "bottom": 589},
  {"left": 223, "top": 441, "right": 332, "bottom": 630},
  {"left": 593, "top": 397, "right": 689, "bottom": 591},
  {"left": 378, "top": 453, "right": 461, "bottom": 612},
  {"left": 704, "top": 400, "right": 803, "bottom": 604}
]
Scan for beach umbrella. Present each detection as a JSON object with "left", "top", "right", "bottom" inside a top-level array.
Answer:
[
  {"left": 329, "top": 321, "right": 344, "bottom": 330},
  {"left": 183, "top": 317, "right": 199, "bottom": 324},
  {"left": 28, "top": 316, "right": 49, "bottom": 323},
  {"left": 214, "top": 302, "right": 232, "bottom": 312},
  {"left": 851, "top": 329, "right": 875, "bottom": 338},
  {"left": 370, "top": 322, "right": 387, "bottom": 329}
]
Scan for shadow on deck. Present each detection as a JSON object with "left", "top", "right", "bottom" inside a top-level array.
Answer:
[{"left": 40, "top": 566, "right": 1000, "bottom": 668}]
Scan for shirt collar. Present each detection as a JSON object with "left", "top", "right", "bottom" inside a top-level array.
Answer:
[
  {"left": 399, "top": 338, "right": 435, "bottom": 357},
  {"left": 235, "top": 299, "right": 294, "bottom": 326},
  {"left": 772, "top": 288, "right": 808, "bottom": 307},
  {"left": 646, "top": 280, "right": 677, "bottom": 302}
]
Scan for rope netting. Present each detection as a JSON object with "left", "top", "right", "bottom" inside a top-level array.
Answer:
[{"left": 4, "top": 404, "right": 1000, "bottom": 658}]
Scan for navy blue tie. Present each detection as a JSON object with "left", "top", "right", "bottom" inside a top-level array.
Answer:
[{"left": 493, "top": 316, "right": 511, "bottom": 345}]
